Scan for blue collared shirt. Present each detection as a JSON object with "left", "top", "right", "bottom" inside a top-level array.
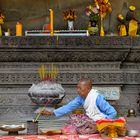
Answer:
[{"left": 53, "top": 94, "right": 117, "bottom": 119}]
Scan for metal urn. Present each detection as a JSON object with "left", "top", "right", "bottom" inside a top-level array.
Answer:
[
  {"left": 127, "top": 108, "right": 136, "bottom": 117},
  {"left": 28, "top": 80, "right": 65, "bottom": 106}
]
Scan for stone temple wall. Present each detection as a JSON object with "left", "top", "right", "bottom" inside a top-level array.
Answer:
[{"left": 0, "top": 36, "right": 140, "bottom": 121}]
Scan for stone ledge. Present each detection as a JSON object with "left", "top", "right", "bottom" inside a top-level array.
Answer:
[
  {"left": 0, "top": 36, "right": 132, "bottom": 48},
  {"left": 0, "top": 36, "right": 139, "bottom": 62}
]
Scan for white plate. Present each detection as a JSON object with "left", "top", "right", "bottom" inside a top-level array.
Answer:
[{"left": 1, "top": 124, "right": 24, "bottom": 128}]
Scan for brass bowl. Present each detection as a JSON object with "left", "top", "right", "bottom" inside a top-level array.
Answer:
[{"left": 127, "top": 109, "right": 136, "bottom": 117}]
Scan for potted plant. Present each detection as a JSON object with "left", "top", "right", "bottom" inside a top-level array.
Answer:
[
  {"left": 85, "top": 5, "right": 99, "bottom": 35},
  {"left": 63, "top": 9, "right": 77, "bottom": 30}
]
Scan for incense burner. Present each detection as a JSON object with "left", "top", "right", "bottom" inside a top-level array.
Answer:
[{"left": 28, "top": 81, "right": 65, "bottom": 106}]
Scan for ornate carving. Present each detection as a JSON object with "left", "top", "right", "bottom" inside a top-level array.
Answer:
[
  {"left": 0, "top": 50, "right": 130, "bottom": 62},
  {"left": 1, "top": 62, "right": 140, "bottom": 71},
  {"left": 122, "top": 63, "right": 140, "bottom": 69},
  {"left": 0, "top": 72, "right": 139, "bottom": 85},
  {"left": 126, "top": 51, "right": 140, "bottom": 62},
  {"left": 0, "top": 36, "right": 131, "bottom": 48},
  {"left": 0, "top": 94, "right": 32, "bottom": 105},
  {"left": 132, "top": 37, "right": 140, "bottom": 46},
  {"left": 0, "top": 106, "right": 35, "bottom": 120},
  {"left": 56, "top": 73, "right": 125, "bottom": 84},
  {"left": 0, "top": 36, "right": 132, "bottom": 48},
  {"left": 0, "top": 36, "right": 139, "bottom": 62}
]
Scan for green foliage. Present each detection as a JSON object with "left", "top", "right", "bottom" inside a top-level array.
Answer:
[{"left": 89, "top": 13, "right": 99, "bottom": 22}]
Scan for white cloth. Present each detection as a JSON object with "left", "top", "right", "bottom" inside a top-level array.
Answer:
[{"left": 83, "top": 89, "right": 106, "bottom": 121}]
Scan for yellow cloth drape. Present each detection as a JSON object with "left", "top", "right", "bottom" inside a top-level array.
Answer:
[
  {"left": 128, "top": 19, "right": 138, "bottom": 36},
  {"left": 119, "top": 25, "right": 127, "bottom": 36}
]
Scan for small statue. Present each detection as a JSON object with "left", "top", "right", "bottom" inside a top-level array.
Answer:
[
  {"left": 126, "top": 6, "right": 136, "bottom": 21},
  {"left": 126, "top": 6, "right": 138, "bottom": 36},
  {"left": 0, "top": 12, "right": 5, "bottom": 36},
  {"left": 117, "top": 14, "right": 127, "bottom": 36},
  {"left": 0, "top": 12, "right": 5, "bottom": 25}
]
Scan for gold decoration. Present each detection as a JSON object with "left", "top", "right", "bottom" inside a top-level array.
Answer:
[
  {"left": 0, "top": 12, "right": 5, "bottom": 36},
  {"left": 63, "top": 9, "right": 77, "bottom": 21},
  {"left": 117, "top": 14, "right": 127, "bottom": 36},
  {"left": 128, "top": 19, "right": 138, "bottom": 36},
  {"left": 94, "top": 0, "right": 112, "bottom": 36},
  {"left": 118, "top": 14, "right": 124, "bottom": 20},
  {"left": 0, "top": 13, "right": 5, "bottom": 25},
  {"left": 119, "top": 25, "right": 127, "bottom": 36},
  {"left": 129, "top": 5, "right": 136, "bottom": 11},
  {"left": 104, "top": 0, "right": 109, "bottom": 3}
]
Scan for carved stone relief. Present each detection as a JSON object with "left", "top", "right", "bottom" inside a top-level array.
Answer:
[{"left": 0, "top": 36, "right": 139, "bottom": 120}]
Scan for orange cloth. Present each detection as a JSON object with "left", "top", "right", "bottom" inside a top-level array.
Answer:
[{"left": 128, "top": 19, "right": 138, "bottom": 36}]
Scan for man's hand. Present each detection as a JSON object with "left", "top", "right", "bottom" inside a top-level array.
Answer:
[{"left": 40, "top": 110, "right": 54, "bottom": 116}]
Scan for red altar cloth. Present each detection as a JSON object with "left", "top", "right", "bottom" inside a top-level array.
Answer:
[{"left": 0, "top": 134, "right": 140, "bottom": 140}]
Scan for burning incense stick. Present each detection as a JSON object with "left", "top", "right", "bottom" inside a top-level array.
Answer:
[
  {"left": 38, "top": 64, "right": 59, "bottom": 81},
  {"left": 33, "top": 107, "right": 46, "bottom": 122},
  {"left": 33, "top": 99, "right": 51, "bottom": 122}
]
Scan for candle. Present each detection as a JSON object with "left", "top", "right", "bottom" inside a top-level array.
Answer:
[
  {"left": 49, "top": 9, "right": 54, "bottom": 36},
  {"left": 16, "top": 22, "right": 22, "bottom": 36}
]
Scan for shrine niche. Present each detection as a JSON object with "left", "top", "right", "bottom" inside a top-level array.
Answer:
[{"left": 0, "top": 0, "right": 140, "bottom": 33}]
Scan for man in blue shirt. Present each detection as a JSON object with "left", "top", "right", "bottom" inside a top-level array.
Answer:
[{"left": 41, "top": 79, "right": 117, "bottom": 121}]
